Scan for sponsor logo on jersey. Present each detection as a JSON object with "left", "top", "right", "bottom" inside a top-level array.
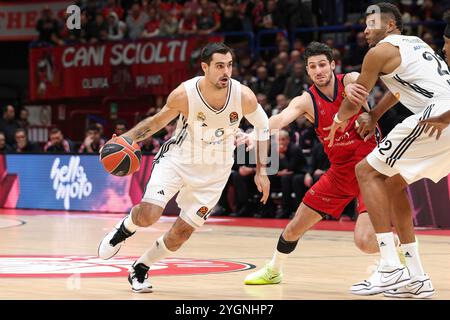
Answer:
[
  {"left": 197, "top": 112, "right": 206, "bottom": 122},
  {"left": 0, "top": 255, "right": 254, "bottom": 278},
  {"left": 215, "top": 128, "right": 225, "bottom": 138},
  {"left": 196, "top": 206, "right": 209, "bottom": 218},
  {"left": 229, "top": 112, "right": 239, "bottom": 124}
]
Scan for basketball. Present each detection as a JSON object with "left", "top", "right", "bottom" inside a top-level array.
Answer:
[{"left": 100, "top": 136, "right": 142, "bottom": 176}]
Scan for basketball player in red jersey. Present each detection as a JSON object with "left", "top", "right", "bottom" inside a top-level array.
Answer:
[{"left": 245, "top": 41, "right": 394, "bottom": 285}]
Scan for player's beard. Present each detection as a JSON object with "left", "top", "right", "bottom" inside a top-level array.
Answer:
[
  {"left": 215, "top": 77, "right": 229, "bottom": 89},
  {"left": 315, "top": 73, "right": 332, "bottom": 88}
]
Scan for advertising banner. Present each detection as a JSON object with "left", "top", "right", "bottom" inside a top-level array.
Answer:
[
  {"left": 0, "top": 1, "right": 72, "bottom": 41},
  {"left": 29, "top": 35, "right": 223, "bottom": 101},
  {"left": 0, "top": 154, "right": 155, "bottom": 212}
]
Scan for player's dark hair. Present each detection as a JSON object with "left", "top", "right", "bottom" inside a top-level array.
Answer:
[
  {"left": 366, "top": 2, "right": 403, "bottom": 32},
  {"left": 50, "top": 127, "right": 62, "bottom": 135},
  {"left": 87, "top": 123, "right": 100, "bottom": 132},
  {"left": 304, "top": 42, "right": 333, "bottom": 64},
  {"left": 200, "top": 42, "right": 234, "bottom": 65},
  {"left": 444, "top": 10, "right": 450, "bottom": 38}
]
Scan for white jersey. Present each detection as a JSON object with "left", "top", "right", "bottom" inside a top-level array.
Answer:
[
  {"left": 379, "top": 34, "right": 450, "bottom": 114},
  {"left": 169, "top": 76, "right": 243, "bottom": 165}
]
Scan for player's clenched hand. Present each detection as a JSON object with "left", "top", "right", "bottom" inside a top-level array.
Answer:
[
  {"left": 345, "top": 83, "right": 369, "bottom": 106},
  {"left": 235, "top": 131, "right": 255, "bottom": 151},
  {"left": 254, "top": 173, "right": 270, "bottom": 204},
  {"left": 419, "top": 115, "right": 450, "bottom": 140},
  {"left": 356, "top": 112, "right": 376, "bottom": 141},
  {"left": 324, "top": 118, "right": 347, "bottom": 147}
]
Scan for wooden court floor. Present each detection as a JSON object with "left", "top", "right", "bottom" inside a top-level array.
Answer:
[{"left": 0, "top": 209, "right": 449, "bottom": 300}]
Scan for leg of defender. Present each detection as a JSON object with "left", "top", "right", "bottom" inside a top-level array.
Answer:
[{"left": 244, "top": 202, "right": 323, "bottom": 285}]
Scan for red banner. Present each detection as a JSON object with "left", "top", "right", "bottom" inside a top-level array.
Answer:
[
  {"left": 0, "top": 1, "right": 72, "bottom": 41},
  {"left": 29, "top": 36, "right": 223, "bottom": 101}
]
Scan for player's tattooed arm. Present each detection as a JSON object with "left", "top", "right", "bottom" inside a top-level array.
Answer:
[{"left": 122, "top": 85, "right": 187, "bottom": 142}]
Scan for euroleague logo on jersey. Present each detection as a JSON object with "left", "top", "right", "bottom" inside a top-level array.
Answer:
[{"left": 0, "top": 255, "right": 254, "bottom": 278}]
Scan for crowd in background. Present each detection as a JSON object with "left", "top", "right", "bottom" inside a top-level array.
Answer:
[{"left": 2, "top": 0, "right": 449, "bottom": 219}]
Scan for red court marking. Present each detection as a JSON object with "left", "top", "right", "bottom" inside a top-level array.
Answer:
[{"left": 0, "top": 255, "right": 254, "bottom": 278}]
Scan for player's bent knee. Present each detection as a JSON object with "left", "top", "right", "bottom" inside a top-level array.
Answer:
[
  {"left": 354, "top": 233, "right": 378, "bottom": 254},
  {"left": 132, "top": 202, "right": 163, "bottom": 227}
]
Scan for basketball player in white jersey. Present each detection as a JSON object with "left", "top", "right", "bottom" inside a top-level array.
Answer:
[
  {"left": 98, "top": 43, "right": 270, "bottom": 293},
  {"left": 326, "top": 3, "right": 450, "bottom": 298}
]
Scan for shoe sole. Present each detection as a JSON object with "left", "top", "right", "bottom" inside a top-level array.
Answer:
[
  {"left": 131, "top": 287, "right": 153, "bottom": 293},
  {"left": 351, "top": 278, "right": 411, "bottom": 296},
  {"left": 97, "top": 240, "right": 121, "bottom": 260},
  {"left": 244, "top": 280, "right": 281, "bottom": 285},
  {"left": 383, "top": 290, "right": 435, "bottom": 299}
]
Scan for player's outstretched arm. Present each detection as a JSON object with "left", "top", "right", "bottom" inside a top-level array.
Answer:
[
  {"left": 122, "top": 86, "right": 186, "bottom": 142},
  {"left": 241, "top": 85, "right": 270, "bottom": 204},
  {"left": 269, "top": 92, "right": 311, "bottom": 130}
]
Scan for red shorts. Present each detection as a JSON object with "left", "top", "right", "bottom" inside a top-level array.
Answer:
[
  {"left": 302, "top": 167, "right": 366, "bottom": 219},
  {"left": 302, "top": 147, "right": 374, "bottom": 218}
]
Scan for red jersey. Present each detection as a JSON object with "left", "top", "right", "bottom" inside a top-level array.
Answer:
[{"left": 306, "top": 73, "right": 376, "bottom": 166}]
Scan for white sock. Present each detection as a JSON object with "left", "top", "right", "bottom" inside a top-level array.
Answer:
[
  {"left": 376, "top": 232, "right": 401, "bottom": 266},
  {"left": 269, "top": 250, "right": 288, "bottom": 273},
  {"left": 123, "top": 208, "right": 139, "bottom": 233},
  {"left": 401, "top": 241, "right": 425, "bottom": 277},
  {"left": 136, "top": 235, "right": 173, "bottom": 267}
]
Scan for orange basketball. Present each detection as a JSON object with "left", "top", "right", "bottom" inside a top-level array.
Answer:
[{"left": 100, "top": 136, "right": 142, "bottom": 176}]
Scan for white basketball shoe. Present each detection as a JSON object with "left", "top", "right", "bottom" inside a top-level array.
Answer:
[
  {"left": 383, "top": 274, "right": 435, "bottom": 299},
  {"left": 351, "top": 262, "right": 411, "bottom": 296},
  {"left": 98, "top": 217, "right": 135, "bottom": 260}
]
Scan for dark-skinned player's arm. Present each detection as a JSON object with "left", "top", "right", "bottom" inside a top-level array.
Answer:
[
  {"left": 242, "top": 85, "right": 271, "bottom": 204},
  {"left": 419, "top": 109, "right": 450, "bottom": 140},
  {"left": 356, "top": 91, "right": 399, "bottom": 141},
  {"left": 324, "top": 47, "right": 388, "bottom": 147},
  {"left": 121, "top": 85, "right": 185, "bottom": 143}
]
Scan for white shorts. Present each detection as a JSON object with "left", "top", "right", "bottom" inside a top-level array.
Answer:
[
  {"left": 142, "top": 144, "right": 233, "bottom": 228},
  {"left": 367, "top": 100, "right": 450, "bottom": 184}
]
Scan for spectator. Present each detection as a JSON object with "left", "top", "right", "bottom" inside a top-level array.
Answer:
[
  {"left": 230, "top": 144, "right": 258, "bottom": 217},
  {"left": 44, "top": 128, "right": 73, "bottom": 153},
  {"left": 220, "top": 4, "right": 243, "bottom": 44},
  {"left": 250, "top": 66, "right": 272, "bottom": 97},
  {"left": 158, "top": 10, "right": 179, "bottom": 37},
  {"left": 197, "top": 0, "right": 221, "bottom": 35},
  {"left": 17, "top": 108, "right": 30, "bottom": 131},
  {"left": 106, "top": 11, "right": 126, "bottom": 41},
  {"left": 140, "top": 136, "right": 161, "bottom": 155},
  {"left": 268, "top": 63, "right": 288, "bottom": 103},
  {"left": 262, "top": 0, "right": 285, "bottom": 29},
  {"left": 284, "top": 62, "right": 307, "bottom": 99},
  {"left": 271, "top": 94, "right": 289, "bottom": 116},
  {"left": 102, "top": 0, "right": 124, "bottom": 20},
  {"left": 114, "top": 119, "right": 128, "bottom": 136},
  {"left": 0, "top": 132, "right": 12, "bottom": 153},
  {"left": 178, "top": 7, "right": 198, "bottom": 36},
  {"left": 13, "top": 128, "right": 40, "bottom": 153},
  {"left": 292, "top": 142, "right": 329, "bottom": 217},
  {"left": 343, "top": 32, "right": 368, "bottom": 73},
  {"left": 126, "top": 1, "right": 149, "bottom": 40},
  {"left": 271, "top": 130, "right": 309, "bottom": 218},
  {"left": 36, "top": 7, "right": 64, "bottom": 45},
  {"left": 256, "top": 93, "right": 272, "bottom": 116},
  {"left": 79, "top": 124, "right": 105, "bottom": 153},
  {"left": 142, "top": 6, "right": 160, "bottom": 38},
  {"left": 86, "top": 11, "right": 108, "bottom": 43},
  {"left": 0, "top": 105, "right": 19, "bottom": 146}
]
